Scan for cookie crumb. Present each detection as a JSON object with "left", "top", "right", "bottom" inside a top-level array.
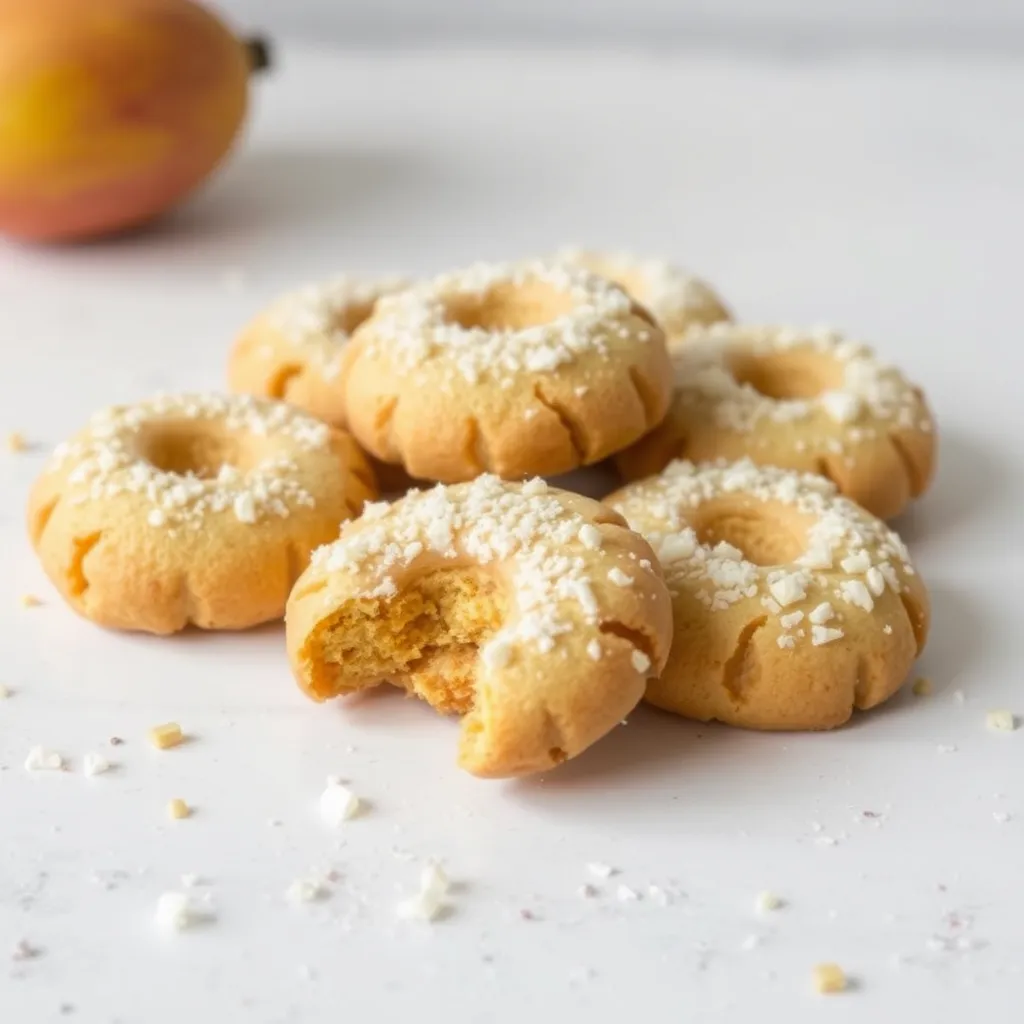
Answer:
[
  {"left": 587, "top": 862, "right": 617, "bottom": 880},
  {"left": 397, "top": 862, "right": 449, "bottom": 922},
  {"left": 912, "top": 677, "right": 932, "bottom": 696},
  {"left": 647, "top": 884, "right": 670, "bottom": 906},
  {"left": 755, "top": 891, "right": 782, "bottom": 913},
  {"left": 578, "top": 884, "right": 598, "bottom": 899},
  {"left": 148, "top": 723, "right": 184, "bottom": 750},
  {"left": 20, "top": 594, "right": 41, "bottom": 608},
  {"left": 155, "top": 891, "right": 209, "bottom": 931},
  {"left": 83, "top": 753, "right": 111, "bottom": 777},
  {"left": 286, "top": 877, "right": 329, "bottom": 904},
  {"left": 986, "top": 709, "right": 1017, "bottom": 732},
  {"left": 167, "top": 798, "right": 191, "bottom": 820},
  {"left": 24, "top": 747, "right": 64, "bottom": 772},
  {"left": 0, "top": 684, "right": 10, "bottom": 699},
  {"left": 812, "top": 963, "right": 847, "bottom": 994},
  {"left": 6, "top": 431, "right": 27, "bottom": 452},
  {"left": 109, "top": 736, "right": 124, "bottom": 746},
  {"left": 320, "top": 778, "right": 360, "bottom": 826}
]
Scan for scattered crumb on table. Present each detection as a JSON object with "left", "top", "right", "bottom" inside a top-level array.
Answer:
[
  {"left": 912, "top": 677, "right": 932, "bottom": 696},
  {"left": 812, "top": 963, "right": 848, "bottom": 994},
  {"left": 24, "top": 747, "right": 64, "bottom": 772},
  {"left": 986, "top": 709, "right": 1017, "bottom": 732},
  {"left": 168, "top": 798, "right": 191, "bottom": 820},
  {"left": 149, "top": 723, "right": 184, "bottom": 750},
  {"left": 83, "top": 752, "right": 111, "bottom": 777}
]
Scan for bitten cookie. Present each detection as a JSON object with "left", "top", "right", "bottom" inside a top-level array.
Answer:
[
  {"left": 605, "top": 459, "right": 930, "bottom": 730},
  {"left": 286, "top": 475, "right": 673, "bottom": 778},
  {"left": 228, "top": 274, "right": 408, "bottom": 426},
  {"left": 27, "top": 393, "right": 376, "bottom": 634},
  {"left": 616, "top": 324, "right": 936, "bottom": 519},
  {"left": 340, "top": 261, "right": 673, "bottom": 482},
  {"left": 555, "top": 247, "right": 733, "bottom": 343}
]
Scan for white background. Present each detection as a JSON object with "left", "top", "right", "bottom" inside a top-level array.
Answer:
[
  {"left": 2, "top": 24, "right": 1024, "bottom": 1024},
  {"left": 211, "top": 0, "right": 1024, "bottom": 48}
]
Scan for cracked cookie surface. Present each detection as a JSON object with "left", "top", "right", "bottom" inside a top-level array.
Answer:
[
  {"left": 606, "top": 459, "right": 929, "bottom": 730},
  {"left": 340, "top": 261, "right": 672, "bottom": 482},
  {"left": 615, "top": 324, "right": 936, "bottom": 519},
  {"left": 28, "top": 393, "right": 375, "bottom": 634},
  {"left": 286, "top": 475, "right": 672, "bottom": 777}
]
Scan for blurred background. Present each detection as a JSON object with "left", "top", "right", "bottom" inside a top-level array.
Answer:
[{"left": 214, "top": 0, "right": 1024, "bottom": 51}]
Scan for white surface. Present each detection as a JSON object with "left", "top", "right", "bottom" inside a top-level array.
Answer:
[
  {"left": 215, "top": 0, "right": 1024, "bottom": 49},
  {"left": 2, "top": 44, "right": 1024, "bottom": 1023}
]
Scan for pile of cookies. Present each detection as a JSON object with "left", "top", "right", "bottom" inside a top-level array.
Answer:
[{"left": 26, "top": 250, "right": 935, "bottom": 778}]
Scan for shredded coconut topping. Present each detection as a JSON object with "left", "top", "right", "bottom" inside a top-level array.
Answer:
[
  {"left": 555, "top": 247, "right": 727, "bottom": 334},
  {"left": 46, "top": 393, "right": 330, "bottom": 530},
  {"left": 670, "top": 324, "right": 930, "bottom": 442},
  {"left": 313, "top": 475, "right": 629, "bottom": 661},
  {"left": 362, "top": 261, "right": 642, "bottom": 388},
  {"left": 263, "top": 274, "right": 408, "bottom": 377},
  {"left": 608, "top": 459, "right": 916, "bottom": 646}
]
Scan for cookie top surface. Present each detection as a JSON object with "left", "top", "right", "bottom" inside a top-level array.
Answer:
[
  {"left": 353, "top": 260, "right": 657, "bottom": 389},
  {"left": 606, "top": 458, "right": 922, "bottom": 650},
  {"left": 42, "top": 393, "right": 339, "bottom": 531},
  {"left": 259, "top": 274, "right": 409, "bottom": 376},
  {"left": 555, "top": 247, "right": 731, "bottom": 336},
  {"left": 310, "top": 474, "right": 658, "bottom": 657},
  {"left": 672, "top": 323, "right": 931, "bottom": 435}
]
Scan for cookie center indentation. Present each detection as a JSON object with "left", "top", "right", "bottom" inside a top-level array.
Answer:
[
  {"left": 139, "top": 421, "right": 255, "bottom": 479},
  {"left": 693, "top": 502, "right": 807, "bottom": 567},
  {"left": 728, "top": 350, "right": 843, "bottom": 400},
  {"left": 444, "top": 281, "right": 575, "bottom": 332}
]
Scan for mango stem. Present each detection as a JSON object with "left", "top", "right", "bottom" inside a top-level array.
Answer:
[{"left": 245, "top": 36, "right": 272, "bottom": 74}]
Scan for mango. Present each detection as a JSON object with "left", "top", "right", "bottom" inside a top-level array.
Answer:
[{"left": 0, "top": 0, "right": 262, "bottom": 241}]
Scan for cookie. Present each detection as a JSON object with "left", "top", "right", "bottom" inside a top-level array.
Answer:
[
  {"left": 340, "top": 261, "right": 672, "bottom": 482},
  {"left": 616, "top": 324, "right": 936, "bottom": 519},
  {"left": 605, "top": 459, "right": 930, "bottom": 730},
  {"left": 286, "top": 475, "right": 673, "bottom": 778},
  {"left": 27, "top": 393, "right": 376, "bottom": 634},
  {"left": 555, "top": 247, "right": 732, "bottom": 343},
  {"left": 228, "top": 274, "right": 408, "bottom": 426}
]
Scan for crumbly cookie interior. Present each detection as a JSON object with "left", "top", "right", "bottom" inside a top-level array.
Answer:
[{"left": 309, "top": 568, "right": 507, "bottom": 712}]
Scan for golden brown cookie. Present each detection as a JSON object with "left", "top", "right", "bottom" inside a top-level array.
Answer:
[
  {"left": 616, "top": 324, "right": 936, "bottom": 519},
  {"left": 554, "top": 247, "right": 732, "bottom": 343},
  {"left": 605, "top": 459, "right": 929, "bottom": 730},
  {"left": 340, "top": 261, "right": 672, "bottom": 482},
  {"left": 286, "top": 475, "right": 673, "bottom": 778},
  {"left": 227, "top": 274, "right": 408, "bottom": 426},
  {"left": 27, "top": 393, "right": 376, "bottom": 635}
]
